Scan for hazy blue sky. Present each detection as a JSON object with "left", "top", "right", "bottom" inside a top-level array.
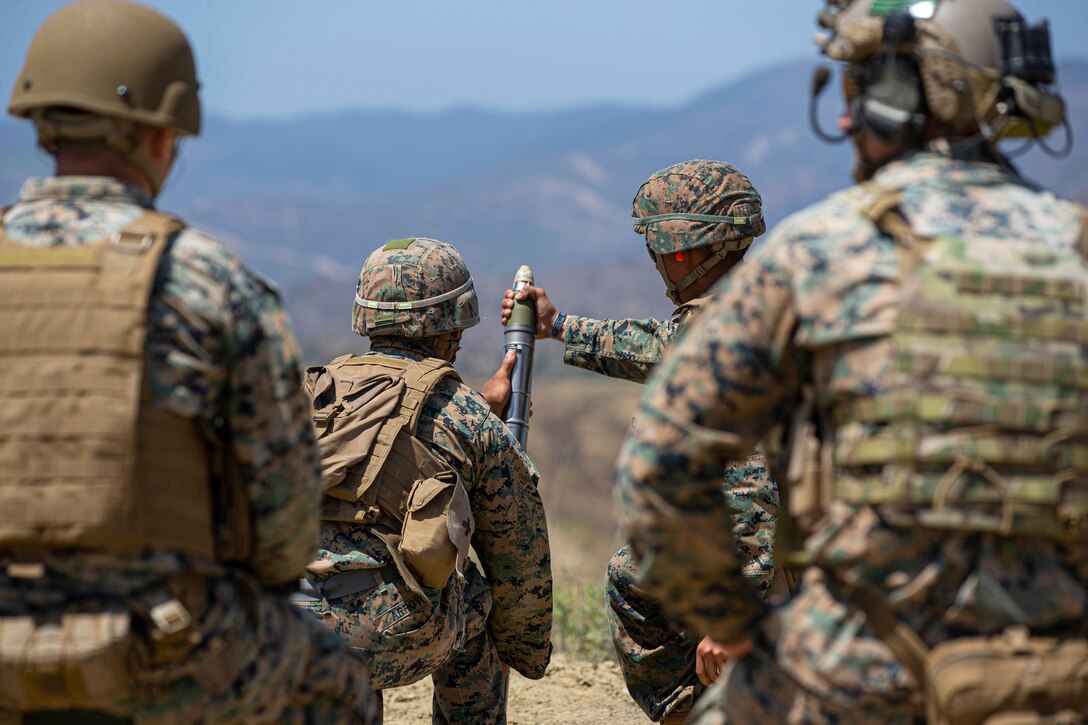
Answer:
[{"left": 3, "top": 0, "right": 1086, "bottom": 119}]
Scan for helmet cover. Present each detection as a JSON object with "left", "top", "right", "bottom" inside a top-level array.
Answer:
[
  {"left": 353, "top": 237, "right": 480, "bottom": 339},
  {"left": 632, "top": 160, "right": 766, "bottom": 255}
]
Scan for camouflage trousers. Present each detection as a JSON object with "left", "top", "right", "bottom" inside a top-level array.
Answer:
[
  {"left": 296, "top": 562, "right": 504, "bottom": 724},
  {"left": 606, "top": 544, "right": 704, "bottom": 722},
  {"left": 0, "top": 573, "right": 379, "bottom": 724},
  {"left": 606, "top": 544, "right": 792, "bottom": 722},
  {"left": 603, "top": 452, "right": 785, "bottom": 719}
]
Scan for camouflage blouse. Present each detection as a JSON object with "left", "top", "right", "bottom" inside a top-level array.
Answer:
[{"left": 560, "top": 295, "right": 779, "bottom": 594}]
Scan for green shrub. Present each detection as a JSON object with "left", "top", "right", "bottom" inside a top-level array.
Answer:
[{"left": 552, "top": 582, "right": 613, "bottom": 662}]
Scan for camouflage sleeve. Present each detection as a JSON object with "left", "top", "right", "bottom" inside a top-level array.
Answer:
[
  {"left": 155, "top": 232, "right": 321, "bottom": 588},
  {"left": 615, "top": 245, "right": 803, "bottom": 645},
  {"left": 723, "top": 454, "right": 779, "bottom": 596},
  {"left": 560, "top": 314, "right": 678, "bottom": 382},
  {"left": 227, "top": 275, "right": 322, "bottom": 587},
  {"left": 466, "top": 409, "right": 553, "bottom": 679}
]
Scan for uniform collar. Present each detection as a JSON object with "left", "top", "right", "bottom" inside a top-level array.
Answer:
[
  {"left": 872, "top": 150, "right": 1013, "bottom": 190},
  {"left": 368, "top": 339, "right": 444, "bottom": 361},
  {"left": 18, "top": 176, "right": 155, "bottom": 209},
  {"left": 672, "top": 291, "right": 718, "bottom": 325}
]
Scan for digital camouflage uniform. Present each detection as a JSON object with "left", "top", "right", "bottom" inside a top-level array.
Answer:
[
  {"left": 556, "top": 160, "right": 780, "bottom": 722},
  {"left": 562, "top": 301, "right": 779, "bottom": 721},
  {"left": 0, "top": 176, "right": 378, "bottom": 724},
  {"left": 297, "top": 239, "right": 552, "bottom": 724},
  {"left": 616, "top": 151, "right": 1088, "bottom": 723}
]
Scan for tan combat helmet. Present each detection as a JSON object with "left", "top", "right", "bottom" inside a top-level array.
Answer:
[
  {"left": 8, "top": 0, "right": 201, "bottom": 194},
  {"left": 814, "top": 0, "right": 1066, "bottom": 148},
  {"left": 632, "top": 160, "right": 766, "bottom": 305},
  {"left": 353, "top": 238, "right": 480, "bottom": 341}
]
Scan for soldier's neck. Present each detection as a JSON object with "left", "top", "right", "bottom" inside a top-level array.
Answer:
[
  {"left": 54, "top": 154, "right": 152, "bottom": 196},
  {"left": 369, "top": 338, "right": 448, "bottom": 361}
]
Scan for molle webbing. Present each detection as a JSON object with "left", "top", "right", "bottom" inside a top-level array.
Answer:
[
  {"left": 0, "top": 211, "right": 216, "bottom": 559},
  {"left": 311, "top": 355, "right": 460, "bottom": 524},
  {"left": 828, "top": 191, "right": 1088, "bottom": 541}
]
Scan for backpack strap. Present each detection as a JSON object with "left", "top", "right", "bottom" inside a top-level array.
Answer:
[
  {"left": 862, "top": 187, "right": 936, "bottom": 278},
  {"left": 1074, "top": 204, "right": 1088, "bottom": 261},
  {"left": 357, "top": 357, "right": 459, "bottom": 506},
  {"left": 397, "top": 356, "right": 462, "bottom": 433},
  {"left": 819, "top": 564, "right": 929, "bottom": 685}
]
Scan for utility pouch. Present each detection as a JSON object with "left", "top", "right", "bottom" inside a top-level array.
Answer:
[
  {"left": 924, "top": 627, "right": 1088, "bottom": 725},
  {"left": 771, "top": 384, "right": 829, "bottom": 555},
  {"left": 400, "top": 470, "right": 473, "bottom": 589},
  {"left": 825, "top": 564, "right": 1088, "bottom": 724},
  {"left": 0, "top": 609, "right": 134, "bottom": 709}
]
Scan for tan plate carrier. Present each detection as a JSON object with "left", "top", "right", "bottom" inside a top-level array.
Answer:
[
  {"left": 779, "top": 189, "right": 1088, "bottom": 544},
  {"left": 775, "top": 189, "right": 1088, "bottom": 722},
  {"left": 0, "top": 210, "right": 242, "bottom": 710},
  {"left": 0, "top": 210, "right": 221, "bottom": 559}
]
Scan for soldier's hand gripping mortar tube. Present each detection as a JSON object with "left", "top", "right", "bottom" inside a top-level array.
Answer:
[
  {"left": 616, "top": 1, "right": 1087, "bottom": 723},
  {"left": 503, "top": 265, "right": 537, "bottom": 449}
]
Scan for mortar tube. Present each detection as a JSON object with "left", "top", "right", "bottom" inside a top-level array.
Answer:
[{"left": 503, "top": 265, "right": 536, "bottom": 450}]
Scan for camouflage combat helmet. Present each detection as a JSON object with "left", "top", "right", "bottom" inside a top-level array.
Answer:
[
  {"left": 353, "top": 237, "right": 480, "bottom": 340},
  {"left": 632, "top": 160, "right": 766, "bottom": 304},
  {"left": 815, "top": 0, "right": 1065, "bottom": 143},
  {"left": 8, "top": 0, "right": 201, "bottom": 194}
]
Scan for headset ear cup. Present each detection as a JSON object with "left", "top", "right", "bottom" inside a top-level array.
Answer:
[
  {"left": 853, "top": 93, "right": 910, "bottom": 143},
  {"left": 860, "top": 96, "right": 906, "bottom": 141},
  {"left": 855, "top": 56, "right": 926, "bottom": 144}
]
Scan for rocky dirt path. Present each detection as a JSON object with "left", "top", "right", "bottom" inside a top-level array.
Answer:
[{"left": 383, "top": 654, "right": 645, "bottom": 724}]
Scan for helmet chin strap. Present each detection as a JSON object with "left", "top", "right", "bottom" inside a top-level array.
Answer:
[
  {"left": 107, "top": 137, "right": 171, "bottom": 199},
  {"left": 652, "top": 239, "right": 751, "bottom": 305}
]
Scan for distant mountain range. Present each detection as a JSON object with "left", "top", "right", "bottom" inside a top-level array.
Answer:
[{"left": 3, "top": 57, "right": 1087, "bottom": 374}]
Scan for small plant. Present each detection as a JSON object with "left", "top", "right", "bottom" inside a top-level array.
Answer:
[{"left": 552, "top": 582, "right": 614, "bottom": 662}]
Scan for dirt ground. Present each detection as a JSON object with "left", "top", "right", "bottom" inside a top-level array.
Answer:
[{"left": 383, "top": 653, "right": 645, "bottom": 724}]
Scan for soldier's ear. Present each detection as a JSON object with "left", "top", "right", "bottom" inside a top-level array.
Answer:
[{"left": 142, "top": 127, "right": 177, "bottom": 166}]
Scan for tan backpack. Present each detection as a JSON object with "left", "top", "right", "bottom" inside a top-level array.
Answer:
[{"left": 304, "top": 354, "right": 474, "bottom": 594}]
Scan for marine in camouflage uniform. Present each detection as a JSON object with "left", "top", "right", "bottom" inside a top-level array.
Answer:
[
  {"left": 0, "top": 2, "right": 376, "bottom": 723},
  {"left": 616, "top": 1, "right": 1088, "bottom": 722},
  {"left": 296, "top": 237, "right": 552, "bottom": 724},
  {"left": 503, "top": 160, "right": 782, "bottom": 722}
]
